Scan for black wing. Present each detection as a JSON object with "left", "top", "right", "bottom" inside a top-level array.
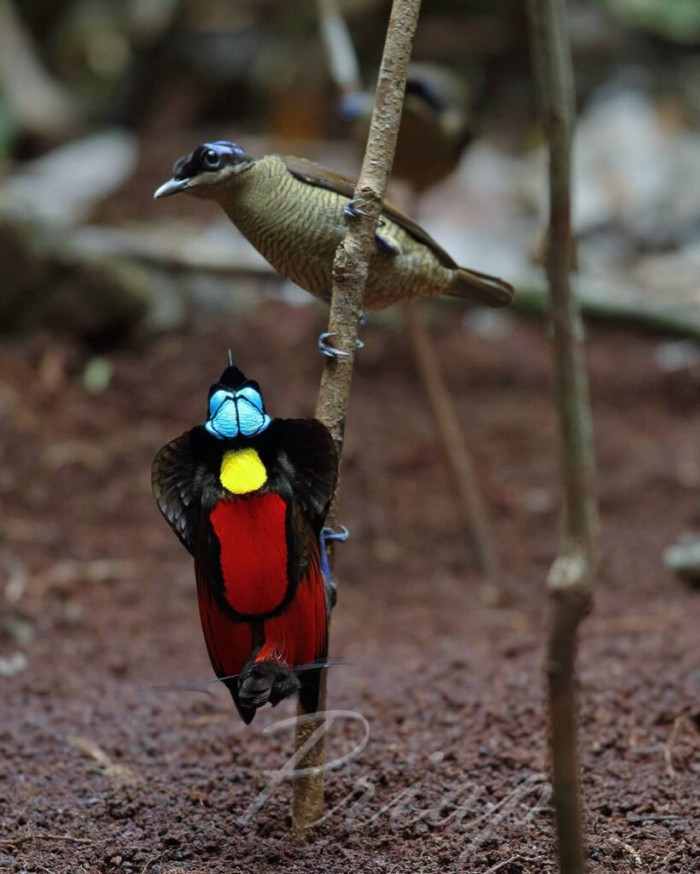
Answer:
[
  {"left": 152, "top": 430, "right": 212, "bottom": 555},
  {"left": 268, "top": 417, "right": 338, "bottom": 534},
  {"left": 282, "top": 155, "right": 458, "bottom": 268}
]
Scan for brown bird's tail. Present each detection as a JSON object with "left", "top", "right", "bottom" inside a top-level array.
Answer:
[{"left": 450, "top": 267, "right": 514, "bottom": 308}]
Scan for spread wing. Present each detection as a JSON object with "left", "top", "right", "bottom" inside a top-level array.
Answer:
[
  {"left": 269, "top": 417, "right": 338, "bottom": 535},
  {"left": 152, "top": 429, "right": 213, "bottom": 555},
  {"left": 282, "top": 155, "right": 458, "bottom": 268}
]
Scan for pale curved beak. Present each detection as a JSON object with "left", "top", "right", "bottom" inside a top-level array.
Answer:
[{"left": 153, "top": 177, "right": 189, "bottom": 200}]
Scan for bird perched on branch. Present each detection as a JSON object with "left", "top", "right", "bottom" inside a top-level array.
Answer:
[
  {"left": 152, "top": 362, "right": 339, "bottom": 724},
  {"left": 153, "top": 141, "right": 513, "bottom": 312}
]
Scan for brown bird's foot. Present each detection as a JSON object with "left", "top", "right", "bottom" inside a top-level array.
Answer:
[
  {"left": 318, "top": 332, "right": 364, "bottom": 358},
  {"left": 238, "top": 656, "right": 301, "bottom": 711},
  {"left": 375, "top": 232, "right": 401, "bottom": 256},
  {"left": 343, "top": 200, "right": 371, "bottom": 221},
  {"left": 343, "top": 202, "right": 401, "bottom": 256}
]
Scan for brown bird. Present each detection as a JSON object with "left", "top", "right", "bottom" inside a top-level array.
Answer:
[
  {"left": 153, "top": 141, "right": 514, "bottom": 312},
  {"left": 340, "top": 62, "right": 474, "bottom": 194}
]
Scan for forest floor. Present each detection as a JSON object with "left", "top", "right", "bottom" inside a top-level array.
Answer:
[{"left": 0, "top": 304, "right": 698, "bottom": 874}]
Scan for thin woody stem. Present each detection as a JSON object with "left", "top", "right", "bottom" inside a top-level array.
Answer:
[
  {"left": 404, "top": 301, "right": 500, "bottom": 583},
  {"left": 291, "top": 0, "right": 423, "bottom": 838},
  {"left": 527, "top": 1, "right": 599, "bottom": 872}
]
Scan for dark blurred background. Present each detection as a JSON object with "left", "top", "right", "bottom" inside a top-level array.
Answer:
[{"left": 2, "top": 0, "right": 700, "bottom": 347}]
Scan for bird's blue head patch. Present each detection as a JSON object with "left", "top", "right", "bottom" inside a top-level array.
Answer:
[{"left": 204, "top": 364, "right": 271, "bottom": 440}]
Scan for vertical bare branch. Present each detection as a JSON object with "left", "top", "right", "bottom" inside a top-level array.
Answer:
[
  {"left": 404, "top": 302, "right": 500, "bottom": 583},
  {"left": 317, "top": 0, "right": 500, "bottom": 584},
  {"left": 0, "top": 0, "right": 78, "bottom": 139},
  {"left": 527, "top": 1, "right": 599, "bottom": 872},
  {"left": 291, "top": 0, "right": 423, "bottom": 838},
  {"left": 316, "top": 0, "right": 363, "bottom": 96}
]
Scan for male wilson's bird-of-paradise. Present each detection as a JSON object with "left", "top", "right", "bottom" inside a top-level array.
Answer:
[
  {"left": 152, "top": 363, "right": 339, "bottom": 724},
  {"left": 153, "top": 141, "right": 514, "bottom": 311}
]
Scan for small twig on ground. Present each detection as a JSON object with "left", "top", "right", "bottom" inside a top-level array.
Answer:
[
  {"left": 483, "top": 856, "right": 522, "bottom": 874},
  {"left": 663, "top": 714, "right": 693, "bottom": 779},
  {"left": 291, "top": 0, "right": 423, "bottom": 839},
  {"left": 608, "top": 837, "right": 643, "bottom": 868},
  {"left": 67, "top": 734, "right": 136, "bottom": 784},
  {"left": 0, "top": 833, "right": 93, "bottom": 846},
  {"left": 526, "top": 1, "right": 599, "bottom": 873},
  {"left": 139, "top": 853, "right": 160, "bottom": 874}
]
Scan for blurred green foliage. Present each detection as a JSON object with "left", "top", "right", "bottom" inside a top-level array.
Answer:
[{"left": 598, "top": 0, "right": 700, "bottom": 42}]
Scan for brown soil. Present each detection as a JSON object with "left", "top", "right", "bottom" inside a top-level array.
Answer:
[{"left": 1, "top": 307, "right": 698, "bottom": 874}]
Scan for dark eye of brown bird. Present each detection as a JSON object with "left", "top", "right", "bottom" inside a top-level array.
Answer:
[{"left": 202, "top": 149, "right": 220, "bottom": 170}]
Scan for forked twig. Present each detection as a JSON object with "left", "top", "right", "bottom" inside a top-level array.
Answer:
[{"left": 291, "top": 0, "right": 423, "bottom": 837}]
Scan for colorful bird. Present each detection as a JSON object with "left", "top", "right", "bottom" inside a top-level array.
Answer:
[
  {"left": 153, "top": 141, "right": 514, "bottom": 311},
  {"left": 152, "top": 363, "right": 339, "bottom": 724}
]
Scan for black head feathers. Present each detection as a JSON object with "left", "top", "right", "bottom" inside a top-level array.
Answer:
[{"left": 172, "top": 142, "right": 252, "bottom": 180}]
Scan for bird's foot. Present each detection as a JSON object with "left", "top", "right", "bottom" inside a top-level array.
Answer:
[
  {"left": 318, "top": 332, "right": 364, "bottom": 358},
  {"left": 238, "top": 655, "right": 300, "bottom": 710},
  {"left": 320, "top": 525, "right": 350, "bottom": 580},
  {"left": 375, "top": 231, "right": 401, "bottom": 256},
  {"left": 343, "top": 202, "right": 400, "bottom": 255},
  {"left": 343, "top": 199, "right": 371, "bottom": 221}
]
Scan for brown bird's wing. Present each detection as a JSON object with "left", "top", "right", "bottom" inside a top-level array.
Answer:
[
  {"left": 152, "top": 430, "right": 213, "bottom": 555},
  {"left": 282, "top": 155, "right": 458, "bottom": 268}
]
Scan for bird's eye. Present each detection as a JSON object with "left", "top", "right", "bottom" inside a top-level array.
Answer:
[{"left": 203, "top": 149, "right": 220, "bottom": 169}]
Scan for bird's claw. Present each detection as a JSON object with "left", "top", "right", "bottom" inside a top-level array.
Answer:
[
  {"left": 320, "top": 525, "right": 350, "bottom": 580},
  {"left": 318, "top": 332, "right": 364, "bottom": 358},
  {"left": 318, "top": 331, "right": 349, "bottom": 358},
  {"left": 322, "top": 525, "right": 350, "bottom": 544},
  {"left": 375, "top": 231, "right": 401, "bottom": 256},
  {"left": 343, "top": 200, "right": 372, "bottom": 221}
]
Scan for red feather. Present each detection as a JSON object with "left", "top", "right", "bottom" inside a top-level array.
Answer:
[
  {"left": 262, "top": 548, "right": 327, "bottom": 666},
  {"left": 200, "top": 495, "right": 327, "bottom": 679},
  {"left": 210, "top": 493, "right": 288, "bottom": 615},
  {"left": 196, "top": 573, "right": 252, "bottom": 680}
]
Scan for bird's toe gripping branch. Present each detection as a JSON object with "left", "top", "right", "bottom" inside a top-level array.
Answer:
[
  {"left": 318, "top": 332, "right": 365, "bottom": 358},
  {"left": 343, "top": 201, "right": 401, "bottom": 256},
  {"left": 320, "top": 525, "right": 350, "bottom": 582},
  {"left": 343, "top": 200, "right": 371, "bottom": 221}
]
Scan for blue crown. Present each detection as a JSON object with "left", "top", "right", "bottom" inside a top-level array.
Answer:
[{"left": 205, "top": 385, "right": 271, "bottom": 439}]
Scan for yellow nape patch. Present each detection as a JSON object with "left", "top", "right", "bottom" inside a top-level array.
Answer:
[{"left": 220, "top": 448, "right": 267, "bottom": 494}]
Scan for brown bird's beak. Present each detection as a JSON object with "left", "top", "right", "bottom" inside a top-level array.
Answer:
[{"left": 153, "top": 177, "right": 190, "bottom": 199}]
